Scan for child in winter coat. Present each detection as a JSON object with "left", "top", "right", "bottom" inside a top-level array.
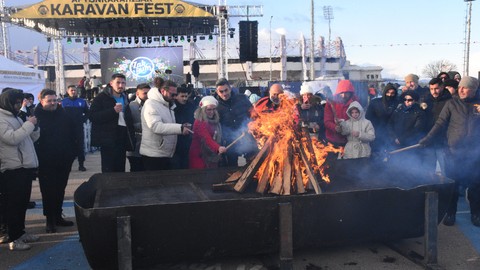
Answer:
[{"left": 339, "top": 101, "right": 375, "bottom": 159}]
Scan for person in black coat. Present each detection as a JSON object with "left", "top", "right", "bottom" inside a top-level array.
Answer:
[
  {"left": 89, "top": 73, "right": 135, "bottom": 172},
  {"left": 365, "top": 83, "right": 399, "bottom": 156},
  {"left": 422, "top": 78, "right": 452, "bottom": 174},
  {"left": 172, "top": 86, "right": 196, "bottom": 169},
  {"left": 420, "top": 76, "right": 480, "bottom": 227},
  {"left": 387, "top": 90, "right": 427, "bottom": 168},
  {"left": 34, "top": 89, "right": 76, "bottom": 233},
  {"left": 214, "top": 78, "right": 258, "bottom": 167}
]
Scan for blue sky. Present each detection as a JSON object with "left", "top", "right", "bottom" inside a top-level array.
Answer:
[{"left": 6, "top": 0, "right": 480, "bottom": 80}]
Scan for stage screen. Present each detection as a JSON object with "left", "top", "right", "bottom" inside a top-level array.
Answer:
[{"left": 100, "top": 46, "right": 184, "bottom": 87}]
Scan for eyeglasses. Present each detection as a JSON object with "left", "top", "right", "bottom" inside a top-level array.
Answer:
[{"left": 404, "top": 98, "right": 414, "bottom": 102}]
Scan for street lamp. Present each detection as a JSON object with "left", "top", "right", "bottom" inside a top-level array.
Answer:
[{"left": 269, "top": 16, "right": 273, "bottom": 82}]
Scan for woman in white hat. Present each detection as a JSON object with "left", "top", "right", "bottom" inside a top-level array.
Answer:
[{"left": 189, "top": 96, "right": 227, "bottom": 169}]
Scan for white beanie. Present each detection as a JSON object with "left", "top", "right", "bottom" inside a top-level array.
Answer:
[
  {"left": 199, "top": 96, "right": 218, "bottom": 108},
  {"left": 300, "top": 84, "right": 314, "bottom": 95},
  {"left": 244, "top": 89, "right": 252, "bottom": 97}
]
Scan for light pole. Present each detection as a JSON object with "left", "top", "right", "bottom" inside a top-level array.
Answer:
[
  {"left": 463, "top": 0, "right": 475, "bottom": 76},
  {"left": 269, "top": 15, "right": 273, "bottom": 82}
]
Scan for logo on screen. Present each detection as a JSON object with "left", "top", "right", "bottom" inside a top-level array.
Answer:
[{"left": 129, "top": 57, "right": 154, "bottom": 78}]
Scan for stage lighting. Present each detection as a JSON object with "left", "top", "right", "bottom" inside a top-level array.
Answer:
[
  {"left": 193, "top": 36, "right": 197, "bottom": 42},
  {"left": 102, "top": 37, "right": 107, "bottom": 44},
  {"left": 174, "top": 36, "right": 178, "bottom": 43},
  {"left": 66, "top": 37, "right": 72, "bottom": 44},
  {"left": 147, "top": 37, "right": 152, "bottom": 43},
  {"left": 168, "top": 36, "right": 172, "bottom": 43},
  {"left": 108, "top": 37, "right": 113, "bottom": 44},
  {"left": 127, "top": 37, "right": 132, "bottom": 44},
  {"left": 114, "top": 37, "right": 119, "bottom": 44},
  {"left": 134, "top": 37, "right": 139, "bottom": 44},
  {"left": 161, "top": 36, "right": 165, "bottom": 42},
  {"left": 83, "top": 37, "right": 88, "bottom": 45},
  {"left": 180, "top": 36, "right": 185, "bottom": 42},
  {"left": 208, "top": 34, "right": 213, "bottom": 41},
  {"left": 95, "top": 37, "right": 101, "bottom": 44},
  {"left": 187, "top": 36, "right": 191, "bottom": 43},
  {"left": 90, "top": 38, "right": 95, "bottom": 45}
]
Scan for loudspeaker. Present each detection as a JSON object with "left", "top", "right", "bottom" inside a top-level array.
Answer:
[
  {"left": 239, "top": 21, "right": 258, "bottom": 62},
  {"left": 47, "top": 67, "right": 56, "bottom": 82}
]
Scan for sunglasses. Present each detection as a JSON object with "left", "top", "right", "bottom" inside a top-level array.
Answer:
[{"left": 404, "top": 98, "right": 414, "bottom": 102}]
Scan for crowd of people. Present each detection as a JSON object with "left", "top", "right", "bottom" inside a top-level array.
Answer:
[{"left": 1, "top": 70, "right": 479, "bottom": 252}]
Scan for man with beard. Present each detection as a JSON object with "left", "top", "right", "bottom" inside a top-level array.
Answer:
[
  {"left": 419, "top": 76, "right": 480, "bottom": 227},
  {"left": 34, "top": 89, "right": 76, "bottom": 233},
  {"left": 140, "top": 80, "right": 192, "bottom": 171},
  {"left": 365, "top": 83, "right": 399, "bottom": 157},
  {"left": 214, "top": 78, "right": 257, "bottom": 167},
  {"left": 401, "top": 73, "right": 428, "bottom": 102},
  {"left": 125, "top": 83, "right": 150, "bottom": 172},
  {"left": 422, "top": 78, "right": 452, "bottom": 174},
  {"left": 254, "top": 84, "right": 284, "bottom": 113},
  {"left": 172, "top": 86, "right": 196, "bottom": 169},
  {"left": 89, "top": 73, "right": 135, "bottom": 172},
  {"left": 324, "top": 80, "right": 359, "bottom": 147},
  {"left": 0, "top": 89, "right": 40, "bottom": 250}
]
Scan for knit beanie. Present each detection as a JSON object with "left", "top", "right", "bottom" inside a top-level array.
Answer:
[
  {"left": 458, "top": 76, "right": 479, "bottom": 90},
  {"left": 444, "top": 79, "right": 459, "bottom": 89},
  {"left": 199, "top": 96, "right": 218, "bottom": 108},
  {"left": 404, "top": 74, "right": 419, "bottom": 83},
  {"left": 299, "top": 85, "right": 314, "bottom": 95}
]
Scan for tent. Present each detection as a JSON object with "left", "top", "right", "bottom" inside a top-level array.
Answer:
[{"left": 0, "top": 55, "right": 45, "bottom": 101}]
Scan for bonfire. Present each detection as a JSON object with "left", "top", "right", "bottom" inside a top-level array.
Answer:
[{"left": 216, "top": 94, "right": 342, "bottom": 195}]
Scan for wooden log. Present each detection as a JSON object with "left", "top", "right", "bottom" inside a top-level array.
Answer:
[
  {"left": 212, "top": 182, "right": 236, "bottom": 192},
  {"left": 225, "top": 171, "right": 243, "bottom": 183},
  {"left": 296, "top": 140, "right": 322, "bottom": 194},
  {"left": 234, "top": 136, "right": 274, "bottom": 193},
  {"left": 269, "top": 162, "right": 284, "bottom": 194},
  {"left": 293, "top": 154, "right": 305, "bottom": 194},
  {"left": 281, "top": 142, "right": 293, "bottom": 195},
  {"left": 256, "top": 154, "right": 272, "bottom": 194}
]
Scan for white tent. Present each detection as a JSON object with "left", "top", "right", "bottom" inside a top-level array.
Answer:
[{"left": 0, "top": 55, "right": 45, "bottom": 101}]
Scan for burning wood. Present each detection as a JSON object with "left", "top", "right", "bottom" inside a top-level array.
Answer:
[{"left": 219, "top": 95, "right": 342, "bottom": 195}]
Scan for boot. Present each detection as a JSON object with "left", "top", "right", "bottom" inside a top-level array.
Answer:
[
  {"left": 46, "top": 216, "right": 57, "bottom": 233},
  {"left": 56, "top": 215, "right": 74, "bottom": 227},
  {"left": 78, "top": 161, "right": 87, "bottom": 172}
]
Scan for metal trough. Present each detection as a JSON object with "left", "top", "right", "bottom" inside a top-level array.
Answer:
[{"left": 74, "top": 158, "right": 454, "bottom": 269}]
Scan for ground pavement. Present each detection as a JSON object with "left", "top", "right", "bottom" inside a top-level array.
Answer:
[{"left": 0, "top": 151, "right": 479, "bottom": 269}]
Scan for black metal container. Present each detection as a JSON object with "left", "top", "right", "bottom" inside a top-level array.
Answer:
[{"left": 74, "top": 158, "right": 454, "bottom": 269}]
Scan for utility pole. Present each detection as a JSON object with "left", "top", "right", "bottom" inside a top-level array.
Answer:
[
  {"left": 269, "top": 15, "right": 273, "bottom": 81},
  {"left": 463, "top": 0, "right": 475, "bottom": 76},
  {"left": 309, "top": 0, "right": 315, "bottom": 81}
]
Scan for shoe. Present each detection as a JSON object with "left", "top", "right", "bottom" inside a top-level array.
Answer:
[
  {"left": 443, "top": 213, "right": 456, "bottom": 226},
  {"left": 8, "top": 239, "right": 31, "bottom": 251},
  {"left": 56, "top": 216, "right": 74, "bottom": 227},
  {"left": 0, "top": 234, "right": 9, "bottom": 244},
  {"left": 472, "top": 214, "right": 480, "bottom": 227},
  {"left": 78, "top": 166, "right": 87, "bottom": 172},
  {"left": 46, "top": 216, "right": 57, "bottom": 233},
  {"left": 27, "top": 201, "right": 36, "bottom": 209},
  {"left": 18, "top": 233, "right": 39, "bottom": 243}
]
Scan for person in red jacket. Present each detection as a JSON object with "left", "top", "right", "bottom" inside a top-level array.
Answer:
[
  {"left": 189, "top": 96, "right": 227, "bottom": 169},
  {"left": 324, "top": 80, "right": 358, "bottom": 147}
]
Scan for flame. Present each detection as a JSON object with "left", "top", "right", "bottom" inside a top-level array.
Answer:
[{"left": 249, "top": 95, "right": 342, "bottom": 194}]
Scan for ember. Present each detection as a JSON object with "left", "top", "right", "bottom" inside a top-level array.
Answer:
[{"left": 230, "top": 94, "right": 342, "bottom": 195}]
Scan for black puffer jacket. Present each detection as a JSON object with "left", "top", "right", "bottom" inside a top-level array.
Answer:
[
  {"left": 423, "top": 89, "right": 452, "bottom": 129},
  {"left": 214, "top": 92, "right": 252, "bottom": 140},
  {"left": 365, "top": 86, "right": 399, "bottom": 150},
  {"left": 423, "top": 96, "right": 480, "bottom": 155},
  {"left": 388, "top": 103, "right": 427, "bottom": 148}
]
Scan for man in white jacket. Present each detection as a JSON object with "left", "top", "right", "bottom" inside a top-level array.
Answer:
[{"left": 140, "top": 80, "right": 192, "bottom": 170}]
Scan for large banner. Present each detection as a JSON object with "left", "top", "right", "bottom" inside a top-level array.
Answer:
[
  {"left": 100, "top": 46, "right": 183, "bottom": 87},
  {"left": 11, "top": 0, "right": 214, "bottom": 19}
]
